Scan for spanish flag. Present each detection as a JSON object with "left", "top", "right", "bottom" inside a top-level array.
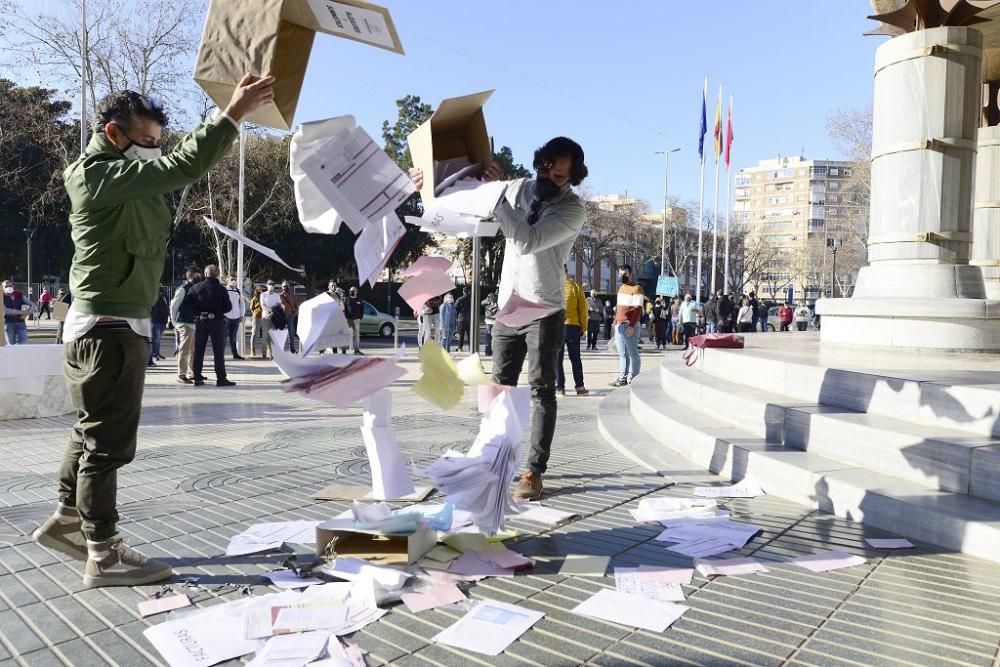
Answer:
[
  {"left": 713, "top": 86, "right": 723, "bottom": 162},
  {"left": 724, "top": 95, "right": 734, "bottom": 168}
]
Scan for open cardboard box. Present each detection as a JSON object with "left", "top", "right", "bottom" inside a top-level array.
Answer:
[
  {"left": 194, "top": 0, "right": 403, "bottom": 130},
  {"left": 315, "top": 518, "right": 436, "bottom": 565},
  {"left": 407, "top": 90, "right": 495, "bottom": 207}
]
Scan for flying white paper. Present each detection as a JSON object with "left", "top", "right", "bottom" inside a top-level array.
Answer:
[
  {"left": 293, "top": 117, "right": 414, "bottom": 234},
  {"left": 297, "top": 293, "right": 353, "bottom": 356},
  {"left": 203, "top": 217, "right": 302, "bottom": 273},
  {"left": 361, "top": 390, "right": 417, "bottom": 500},
  {"left": 355, "top": 213, "right": 406, "bottom": 286}
]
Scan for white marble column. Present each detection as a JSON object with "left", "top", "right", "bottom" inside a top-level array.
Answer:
[{"left": 972, "top": 125, "right": 1000, "bottom": 298}]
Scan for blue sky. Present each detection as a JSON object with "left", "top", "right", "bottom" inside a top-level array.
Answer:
[{"left": 295, "top": 0, "right": 881, "bottom": 208}]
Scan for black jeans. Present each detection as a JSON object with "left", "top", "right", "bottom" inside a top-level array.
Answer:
[
  {"left": 193, "top": 317, "right": 228, "bottom": 381},
  {"left": 682, "top": 322, "right": 697, "bottom": 349},
  {"left": 59, "top": 324, "right": 147, "bottom": 540},
  {"left": 557, "top": 324, "right": 585, "bottom": 390},
  {"left": 457, "top": 317, "right": 470, "bottom": 351},
  {"left": 586, "top": 320, "right": 600, "bottom": 349},
  {"left": 491, "top": 309, "right": 564, "bottom": 475},
  {"left": 485, "top": 323, "right": 494, "bottom": 356},
  {"left": 227, "top": 318, "right": 241, "bottom": 356}
]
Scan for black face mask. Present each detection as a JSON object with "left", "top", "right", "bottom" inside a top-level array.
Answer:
[
  {"left": 620, "top": 273, "right": 630, "bottom": 284},
  {"left": 535, "top": 176, "right": 561, "bottom": 202}
]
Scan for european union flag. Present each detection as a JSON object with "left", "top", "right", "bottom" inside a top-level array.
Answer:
[{"left": 698, "top": 88, "right": 707, "bottom": 162}]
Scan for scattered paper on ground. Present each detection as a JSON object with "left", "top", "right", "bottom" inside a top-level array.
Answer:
[
  {"left": 138, "top": 594, "right": 191, "bottom": 618},
  {"left": 558, "top": 555, "right": 611, "bottom": 577},
  {"left": 401, "top": 583, "right": 466, "bottom": 613},
  {"left": 614, "top": 567, "right": 686, "bottom": 603},
  {"left": 246, "top": 629, "right": 329, "bottom": 667},
  {"left": 792, "top": 550, "right": 868, "bottom": 573},
  {"left": 865, "top": 538, "right": 914, "bottom": 549},
  {"left": 631, "top": 497, "right": 719, "bottom": 523},
  {"left": 226, "top": 521, "right": 322, "bottom": 556},
  {"left": 694, "top": 557, "right": 770, "bottom": 577},
  {"left": 264, "top": 569, "right": 326, "bottom": 589},
  {"left": 572, "top": 588, "right": 689, "bottom": 633},
  {"left": 513, "top": 503, "right": 579, "bottom": 526},
  {"left": 433, "top": 599, "right": 544, "bottom": 656},
  {"left": 693, "top": 478, "right": 764, "bottom": 498}
]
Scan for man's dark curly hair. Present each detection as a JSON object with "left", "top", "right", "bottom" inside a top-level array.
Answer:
[
  {"left": 94, "top": 90, "right": 168, "bottom": 133},
  {"left": 533, "top": 136, "right": 588, "bottom": 186}
]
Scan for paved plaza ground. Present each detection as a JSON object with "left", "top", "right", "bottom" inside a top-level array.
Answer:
[{"left": 1, "top": 325, "right": 999, "bottom": 666}]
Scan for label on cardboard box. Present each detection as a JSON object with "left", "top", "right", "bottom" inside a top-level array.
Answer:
[{"left": 306, "top": 0, "right": 399, "bottom": 51}]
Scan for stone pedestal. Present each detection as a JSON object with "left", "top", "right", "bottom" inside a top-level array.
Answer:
[
  {"left": 818, "top": 26, "right": 1000, "bottom": 350},
  {"left": 972, "top": 125, "right": 1000, "bottom": 298}
]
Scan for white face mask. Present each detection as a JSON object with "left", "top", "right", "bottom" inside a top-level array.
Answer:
[
  {"left": 3, "top": 286, "right": 12, "bottom": 295},
  {"left": 123, "top": 143, "right": 162, "bottom": 161}
]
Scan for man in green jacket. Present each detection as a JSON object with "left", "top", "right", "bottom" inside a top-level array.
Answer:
[{"left": 32, "top": 74, "right": 274, "bottom": 587}]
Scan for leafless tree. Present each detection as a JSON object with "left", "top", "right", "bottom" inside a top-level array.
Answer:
[
  {"left": 573, "top": 200, "right": 625, "bottom": 288},
  {"left": 6, "top": 0, "right": 205, "bottom": 125}
]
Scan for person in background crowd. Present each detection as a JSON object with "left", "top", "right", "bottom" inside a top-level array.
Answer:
[
  {"left": 645, "top": 299, "right": 655, "bottom": 343},
  {"left": 652, "top": 297, "right": 668, "bottom": 350},
  {"left": 188, "top": 265, "right": 236, "bottom": 387},
  {"left": 55, "top": 288, "right": 72, "bottom": 344},
  {"left": 417, "top": 297, "right": 440, "bottom": 348},
  {"left": 170, "top": 270, "right": 200, "bottom": 382},
  {"left": 679, "top": 293, "right": 703, "bottom": 350},
  {"left": 149, "top": 286, "right": 169, "bottom": 366},
  {"left": 3, "top": 280, "right": 30, "bottom": 345},
  {"left": 795, "top": 301, "right": 812, "bottom": 331},
  {"left": 737, "top": 296, "right": 754, "bottom": 333},
  {"left": 454, "top": 286, "right": 471, "bottom": 352},
  {"left": 439, "top": 293, "right": 457, "bottom": 352},
  {"left": 778, "top": 301, "right": 794, "bottom": 332},
  {"left": 346, "top": 287, "right": 364, "bottom": 355},
  {"left": 704, "top": 293, "right": 719, "bottom": 334},
  {"left": 225, "top": 275, "right": 245, "bottom": 360},
  {"left": 757, "top": 297, "right": 770, "bottom": 333},
  {"left": 603, "top": 300, "right": 614, "bottom": 340},
  {"left": 259, "top": 280, "right": 282, "bottom": 359},
  {"left": 249, "top": 286, "right": 263, "bottom": 358},
  {"left": 748, "top": 291, "right": 761, "bottom": 333},
  {"left": 669, "top": 297, "right": 681, "bottom": 345},
  {"left": 718, "top": 293, "right": 735, "bottom": 333},
  {"left": 611, "top": 265, "right": 643, "bottom": 387},
  {"left": 31, "top": 75, "right": 273, "bottom": 587},
  {"left": 482, "top": 290, "right": 499, "bottom": 356},
  {"left": 39, "top": 287, "right": 52, "bottom": 319},
  {"left": 324, "top": 279, "right": 348, "bottom": 354},
  {"left": 557, "top": 265, "right": 589, "bottom": 396},
  {"left": 585, "top": 288, "right": 602, "bottom": 351},
  {"left": 280, "top": 281, "right": 299, "bottom": 354}
]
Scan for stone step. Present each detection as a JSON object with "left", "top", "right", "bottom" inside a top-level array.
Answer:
[
  {"left": 659, "top": 357, "right": 1000, "bottom": 502},
  {"left": 620, "top": 373, "right": 1000, "bottom": 564},
  {"left": 699, "top": 343, "right": 1000, "bottom": 438}
]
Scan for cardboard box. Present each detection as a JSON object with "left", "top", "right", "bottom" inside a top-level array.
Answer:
[
  {"left": 194, "top": 0, "right": 403, "bottom": 130},
  {"left": 407, "top": 90, "right": 495, "bottom": 207},
  {"left": 315, "top": 518, "right": 436, "bottom": 565}
]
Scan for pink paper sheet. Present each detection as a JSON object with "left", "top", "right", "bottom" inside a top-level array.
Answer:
[
  {"left": 401, "top": 583, "right": 467, "bottom": 613},
  {"left": 400, "top": 255, "right": 453, "bottom": 277},
  {"left": 287, "top": 358, "right": 407, "bottom": 408},
  {"left": 398, "top": 270, "right": 456, "bottom": 313},
  {"left": 495, "top": 293, "right": 559, "bottom": 328},
  {"left": 138, "top": 594, "right": 191, "bottom": 617}
]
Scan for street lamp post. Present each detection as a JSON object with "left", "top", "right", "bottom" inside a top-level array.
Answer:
[
  {"left": 655, "top": 148, "right": 681, "bottom": 278},
  {"left": 827, "top": 237, "right": 843, "bottom": 298}
]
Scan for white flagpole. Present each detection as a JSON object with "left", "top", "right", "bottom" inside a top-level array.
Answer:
[
  {"left": 236, "top": 122, "right": 246, "bottom": 356},
  {"left": 724, "top": 93, "right": 734, "bottom": 294},
  {"left": 710, "top": 83, "right": 722, "bottom": 296},
  {"left": 696, "top": 77, "right": 707, "bottom": 300}
]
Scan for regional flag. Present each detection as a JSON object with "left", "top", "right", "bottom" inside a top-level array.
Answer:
[
  {"left": 698, "top": 84, "right": 707, "bottom": 162},
  {"left": 724, "top": 95, "right": 734, "bottom": 168},
  {"left": 713, "top": 89, "right": 723, "bottom": 162}
]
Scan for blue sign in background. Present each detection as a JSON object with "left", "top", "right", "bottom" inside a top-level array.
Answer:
[{"left": 656, "top": 275, "right": 679, "bottom": 296}]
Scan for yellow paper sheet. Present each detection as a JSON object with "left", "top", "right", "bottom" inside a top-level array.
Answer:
[
  {"left": 411, "top": 340, "right": 464, "bottom": 410},
  {"left": 456, "top": 353, "right": 494, "bottom": 386}
]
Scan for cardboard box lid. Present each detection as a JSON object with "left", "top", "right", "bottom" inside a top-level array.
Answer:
[
  {"left": 407, "top": 90, "right": 495, "bottom": 206},
  {"left": 315, "top": 519, "right": 436, "bottom": 565},
  {"left": 194, "top": 0, "right": 403, "bottom": 130}
]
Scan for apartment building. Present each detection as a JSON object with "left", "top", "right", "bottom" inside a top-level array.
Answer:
[{"left": 733, "top": 155, "right": 856, "bottom": 300}]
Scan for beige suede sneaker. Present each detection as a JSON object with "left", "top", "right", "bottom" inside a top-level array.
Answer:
[
  {"left": 33, "top": 510, "right": 88, "bottom": 561},
  {"left": 83, "top": 538, "right": 173, "bottom": 588}
]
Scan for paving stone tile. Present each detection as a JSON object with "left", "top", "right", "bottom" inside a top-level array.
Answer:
[{"left": 0, "top": 609, "right": 45, "bottom": 655}]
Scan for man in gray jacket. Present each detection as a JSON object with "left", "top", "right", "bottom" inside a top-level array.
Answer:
[{"left": 411, "top": 137, "right": 588, "bottom": 501}]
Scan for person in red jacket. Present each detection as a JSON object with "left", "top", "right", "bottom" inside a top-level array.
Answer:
[{"left": 778, "top": 302, "right": 794, "bottom": 332}]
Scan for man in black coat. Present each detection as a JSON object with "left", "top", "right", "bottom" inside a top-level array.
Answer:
[
  {"left": 187, "top": 265, "right": 235, "bottom": 387},
  {"left": 455, "top": 286, "right": 471, "bottom": 352}
]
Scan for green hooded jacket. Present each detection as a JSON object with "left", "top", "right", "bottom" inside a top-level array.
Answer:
[{"left": 64, "top": 115, "right": 239, "bottom": 319}]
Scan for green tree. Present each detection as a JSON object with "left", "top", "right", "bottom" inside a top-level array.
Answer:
[{"left": 0, "top": 79, "right": 77, "bottom": 281}]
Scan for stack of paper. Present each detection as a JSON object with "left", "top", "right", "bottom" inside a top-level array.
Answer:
[
  {"left": 426, "top": 388, "right": 531, "bottom": 535},
  {"left": 407, "top": 175, "right": 507, "bottom": 238},
  {"left": 296, "top": 292, "right": 352, "bottom": 356},
  {"left": 271, "top": 336, "right": 406, "bottom": 409},
  {"left": 655, "top": 519, "right": 761, "bottom": 558},
  {"left": 433, "top": 600, "right": 544, "bottom": 656},
  {"left": 296, "top": 119, "right": 415, "bottom": 235},
  {"left": 226, "top": 521, "right": 322, "bottom": 556},
  {"left": 630, "top": 497, "right": 720, "bottom": 523},
  {"left": 360, "top": 390, "right": 417, "bottom": 500}
]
